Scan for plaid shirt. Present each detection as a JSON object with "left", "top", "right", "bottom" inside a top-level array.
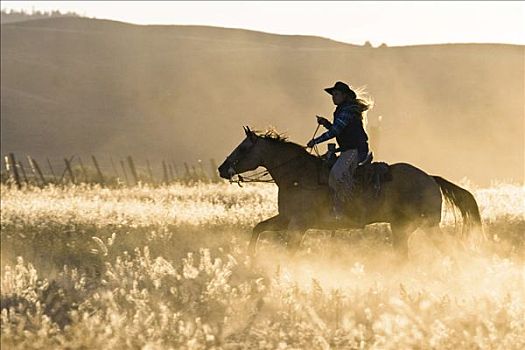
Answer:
[{"left": 313, "top": 103, "right": 355, "bottom": 144}]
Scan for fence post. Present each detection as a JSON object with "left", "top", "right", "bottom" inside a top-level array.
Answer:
[
  {"left": 120, "top": 160, "right": 130, "bottom": 186},
  {"left": 92, "top": 155, "right": 105, "bottom": 185},
  {"left": 78, "top": 157, "right": 88, "bottom": 183},
  {"left": 31, "top": 157, "right": 47, "bottom": 186},
  {"left": 170, "top": 161, "right": 179, "bottom": 179},
  {"left": 2, "top": 157, "right": 8, "bottom": 174},
  {"left": 64, "top": 158, "right": 76, "bottom": 184},
  {"left": 17, "top": 161, "right": 29, "bottom": 184},
  {"left": 146, "top": 159, "right": 154, "bottom": 184},
  {"left": 184, "top": 162, "right": 191, "bottom": 180},
  {"left": 191, "top": 165, "right": 198, "bottom": 181},
  {"left": 168, "top": 163, "right": 175, "bottom": 182},
  {"left": 209, "top": 158, "right": 220, "bottom": 182},
  {"left": 26, "top": 155, "right": 39, "bottom": 185},
  {"left": 198, "top": 159, "right": 208, "bottom": 182},
  {"left": 127, "top": 156, "right": 138, "bottom": 185},
  {"left": 5, "top": 154, "right": 22, "bottom": 189},
  {"left": 162, "top": 160, "right": 169, "bottom": 184},
  {"left": 47, "top": 158, "right": 57, "bottom": 182},
  {"left": 110, "top": 155, "right": 120, "bottom": 180}
]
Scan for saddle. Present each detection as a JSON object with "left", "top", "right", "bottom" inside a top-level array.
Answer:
[
  {"left": 323, "top": 151, "right": 392, "bottom": 197},
  {"left": 355, "top": 153, "right": 392, "bottom": 197}
]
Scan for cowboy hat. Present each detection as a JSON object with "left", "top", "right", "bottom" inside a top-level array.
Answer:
[{"left": 324, "top": 81, "right": 357, "bottom": 99}]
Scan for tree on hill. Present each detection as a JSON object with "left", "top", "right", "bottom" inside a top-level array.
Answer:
[{"left": 1, "top": 8, "right": 81, "bottom": 24}]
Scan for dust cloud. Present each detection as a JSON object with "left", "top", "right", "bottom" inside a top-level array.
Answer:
[
  {"left": 1, "top": 182, "right": 523, "bottom": 348},
  {"left": 1, "top": 18, "right": 523, "bottom": 185}
]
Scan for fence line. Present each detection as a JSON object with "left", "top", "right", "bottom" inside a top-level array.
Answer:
[
  {"left": 1, "top": 153, "right": 225, "bottom": 188},
  {"left": 4, "top": 153, "right": 21, "bottom": 189}
]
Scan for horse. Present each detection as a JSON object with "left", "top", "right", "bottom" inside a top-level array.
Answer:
[{"left": 218, "top": 127, "right": 483, "bottom": 257}]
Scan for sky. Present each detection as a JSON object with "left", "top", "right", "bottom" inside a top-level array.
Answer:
[{"left": 1, "top": 1, "right": 524, "bottom": 46}]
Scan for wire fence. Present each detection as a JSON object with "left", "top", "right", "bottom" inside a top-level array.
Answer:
[{"left": 1, "top": 153, "right": 222, "bottom": 188}]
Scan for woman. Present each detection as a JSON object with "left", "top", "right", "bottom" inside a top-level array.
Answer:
[{"left": 307, "top": 81, "right": 371, "bottom": 220}]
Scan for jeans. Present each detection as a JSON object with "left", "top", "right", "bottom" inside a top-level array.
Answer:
[{"left": 328, "top": 149, "right": 359, "bottom": 216}]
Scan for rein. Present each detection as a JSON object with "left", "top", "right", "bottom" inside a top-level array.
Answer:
[
  {"left": 309, "top": 123, "right": 321, "bottom": 157},
  {"left": 229, "top": 154, "right": 304, "bottom": 186}
]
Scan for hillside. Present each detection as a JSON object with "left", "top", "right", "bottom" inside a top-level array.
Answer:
[
  {"left": 0, "top": 9, "right": 81, "bottom": 24},
  {"left": 1, "top": 17, "right": 523, "bottom": 185}
]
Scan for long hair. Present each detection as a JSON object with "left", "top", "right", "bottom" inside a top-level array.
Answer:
[{"left": 346, "top": 86, "right": 373, "bottom": 123}]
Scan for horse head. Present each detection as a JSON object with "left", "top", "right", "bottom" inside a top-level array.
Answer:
[{"left": 218, "top": 126, "right": 263, "bottom": 179}]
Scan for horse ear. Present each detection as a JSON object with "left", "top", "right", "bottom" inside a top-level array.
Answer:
[{"left": 244, "top": 126, "right": 257, "bottom": 142}]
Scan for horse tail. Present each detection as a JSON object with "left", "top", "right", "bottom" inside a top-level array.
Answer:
[{"left": 432, "top": 176, "right": 485, "bottom": 243}]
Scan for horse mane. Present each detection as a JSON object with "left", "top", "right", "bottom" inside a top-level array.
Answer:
[
  {"left": 253, "top": 129, "right": 322, "bottom": 160},
  {"left": 255, "top": 129, "right": 289, "bottom": 142}
]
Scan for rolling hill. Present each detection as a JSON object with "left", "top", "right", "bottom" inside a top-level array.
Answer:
[{"left": 1, "top": 17, "right": 523, "bottom": 185}]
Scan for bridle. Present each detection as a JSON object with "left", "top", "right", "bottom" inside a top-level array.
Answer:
[
  {"left": 227, "top": 150, "right": 304, "bottom": 187},
  {"left": 227, "top": 125, "right": 323, "bottom": 187}
]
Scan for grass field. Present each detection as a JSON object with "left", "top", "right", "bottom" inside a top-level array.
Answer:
[{"left": 1, "top": 182, "right": 524, "bottom": 349}]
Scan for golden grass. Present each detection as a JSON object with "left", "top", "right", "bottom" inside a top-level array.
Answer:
[{"left": 1, "top": 182, "right": 524, "bottom": 349}]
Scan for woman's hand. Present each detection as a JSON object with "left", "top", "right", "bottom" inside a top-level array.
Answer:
[{"left": 316, "top": 115, "right": 331, "bottom": 128}]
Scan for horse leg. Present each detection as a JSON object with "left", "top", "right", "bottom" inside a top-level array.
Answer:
[
  {"left": 390, "top": 220, "right": 417, "bottom": 259},
  {"left": 423, "top": 224, "right": 446, "bottom": 253},
  {"left": 249, "top": 214, "right": 289, "bottom": 255},
  {"left": 286, "top": 217, "right": 308, "bottom": 254},
  {"left": 424, "top": 223, "right": 465, "bottom": 259}
]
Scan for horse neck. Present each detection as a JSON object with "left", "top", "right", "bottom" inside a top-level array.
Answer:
[{"left": 260, "top": 141, "right": 318, "bottom": 187}]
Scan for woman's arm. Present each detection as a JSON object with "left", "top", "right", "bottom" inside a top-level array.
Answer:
[{"left": 312, "top": 107, "right": 354, "bottom": 144}]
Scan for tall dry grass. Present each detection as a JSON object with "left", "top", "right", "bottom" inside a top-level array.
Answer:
[{"left": 1, "top": 182, "right": 524, "bottom": 349}]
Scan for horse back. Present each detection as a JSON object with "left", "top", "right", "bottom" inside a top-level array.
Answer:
[{"left": 383, "top": 162, "right": 443, "bottom": 205}]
